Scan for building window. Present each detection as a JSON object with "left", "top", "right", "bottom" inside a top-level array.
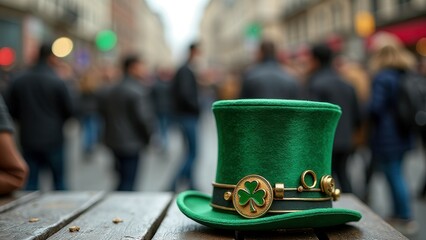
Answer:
[
  {"left": 290, "top": 21, "right": 297, "bottom": 45},
  {"left": 316, "top": 10, "right": 325, "bottom": 38},
  {"left": 300, "top": 17, "right": 307, "bottom": 41},
  {"left": 288, "top": 22, "right": 294, "bottom": 45},
  {"left": 332, "top": 3, "right": 342, "bottom": 32},
  {"left": 224, "top": 0, "right": 235, "bottom": 7},
  {"left": 371, "top": 0, "right": 379, "bottom": 13},
  {"left": 398, "top": 0, "right": 412, "bottom": 12},
  {"left": 399, "top": 0, "right": 412, "bottom": 5}
]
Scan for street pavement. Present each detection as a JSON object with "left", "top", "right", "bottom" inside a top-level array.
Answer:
[{"left": 45, "top": 110, "right": 426, "bottom": 239}]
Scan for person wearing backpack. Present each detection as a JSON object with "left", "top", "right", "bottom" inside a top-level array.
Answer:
[{"left": 368, "top": 32, "right": 418, "bottom": 235}]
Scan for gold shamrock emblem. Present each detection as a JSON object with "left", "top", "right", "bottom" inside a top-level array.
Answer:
[{"left": 233, "top": 175, "right": 273, "bottom": 218}]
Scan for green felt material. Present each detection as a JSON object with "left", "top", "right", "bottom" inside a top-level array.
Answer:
[
  {"left": 213, "top": 99, "right": 341, "bottom": 187},
  {"left": 177, "top": 99, "right": 362, "bottom": 230},
  {"left": 177, "top": 191, "right": 362, "bottom": 230}
]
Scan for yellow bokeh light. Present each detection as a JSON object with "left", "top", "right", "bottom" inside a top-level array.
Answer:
[
  {"left": 52, "top": 37, "right": 73, "bottom": 58},
  {"left": 355, "top": 11, "right": 375, "bottom": 38},
  {"left": 416, "top": 38, "right": 426, "bottom": 57}
]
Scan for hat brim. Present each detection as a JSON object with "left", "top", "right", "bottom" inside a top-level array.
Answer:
[{"left": 177, "top": 190, "right": 362, "bottom": 231}]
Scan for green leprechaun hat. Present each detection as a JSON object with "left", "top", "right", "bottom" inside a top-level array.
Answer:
[{"left": 177, "top": 99, "right": 361, "bottom": 230}]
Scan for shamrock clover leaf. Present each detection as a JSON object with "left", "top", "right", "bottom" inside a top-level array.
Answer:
[{"left": 237, "top": 180, "right": 266, "bottom": 212}]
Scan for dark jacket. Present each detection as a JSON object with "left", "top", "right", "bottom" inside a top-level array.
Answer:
[
  {"left": 171, "top": 63, "right": 200, "bottom": 116},
  {"left": 369, "top": 68, "right": 413, "bottom": 154},
  {"left": 307, "top": 66, "right": 360, "bottom": 152},
  {"left": 78, "top": 92, "right": 99, "bottom": 117},
  {"left": 98, "top": 76, "right": 154, "bottom": 154},
  {"left": 151, "top": 78, "right": 172, "bottom": 115},
  {"left": 6, "top": 62, "right": 74, "bottom": 151},
  {"left": 240, "top": 61, "right": 300, "bottom": 99}
]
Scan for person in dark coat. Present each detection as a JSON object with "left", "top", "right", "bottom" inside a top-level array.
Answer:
[
  {"left": 367, "top": 32, "right": 418, "bottom": 235},
  {"left": 418, "top": 57, "right": 426, "bottom": 199},
  {"left": 98, "top": 55, "right": 154, "bottom": 191},
  {"left": 6, "top": 43, "right": 74, "bottom": 190},
  {"left": 305, "top": 43, "right": 360, "bottom": 193},
  {"left": 240, "top": 40, "right": 299, "bottom": 99},
  {"left": 169, "top": 42, "right": 201, "bottom": 191}
]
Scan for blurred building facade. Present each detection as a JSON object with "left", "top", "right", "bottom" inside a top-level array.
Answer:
[
  {"left": 282, "top": 0, "right": 371, "bottom": 60},
  {"left": 200, "top": 0, "right": 285, "bottom": 71},
  {"left": 137, "top": 1, "right": 173, "bottom": 70},
  {"left": 111, "top": 0, "right": 138, "bottom": 58},
  {"left": 281, "top": 0, "right": 426, "bottom": 59},
  {"left": 0, "top": 0, "right": 172, "bottom": 71},
  {"left": 200, "top": 0, "right": 426, "bottom": 70},
  {"left": 371, "top": 0, "right": 426, "bottom": 53},
  {"left": 0, "top": 0, "right": 110, "bottom": 68}
]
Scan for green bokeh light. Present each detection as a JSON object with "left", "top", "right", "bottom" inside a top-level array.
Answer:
[
  {"left": 245, "top": 23, "right": 262, "bottom": 39},
  {"left": 95, "top": 30, "right": 117, "bottom": 52}
]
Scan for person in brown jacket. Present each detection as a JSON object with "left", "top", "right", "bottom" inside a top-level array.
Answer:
[{"left": 0, "top": 96, "right": 28, "bottom": 195}]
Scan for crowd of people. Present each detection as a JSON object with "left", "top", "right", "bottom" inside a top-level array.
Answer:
[{"left": 0, "top": 32, "right": 425, "bottom": 236}]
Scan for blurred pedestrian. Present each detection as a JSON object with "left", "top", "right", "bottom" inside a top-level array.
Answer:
[
  {"left": 6, "top": 42, "right": 74, "bottom": 190},
  {"left": 337, "top": 57, "right": 371, "bottom": 146},
  {"left": 217, "top": 70, "right": 241, "bottom": 100},
  {"left": 368, "top": 32, "right": 418, "bottom": 234},
  {"left": 78, "top": 66, "right": 102, "bottom": 156},
  {"left": 169, "top": 42, "right": 201, "bottom": 191},
  {"left": 151, "top": 67, "right": 173, "bottom": 153},
  {"left": 305, "top": 43, "right": 360, "bottom": 193},
  {"left": 98, "top": 55, "right": 154, "bottom": 191},
  {"left": 0, "top": 66, "right": 16, "bottom": 97},
  {"left": 0, "top": 95, "right": 28, "bottom": 195},
  {"left": 336, "top": 57, "right": 372, "bottom": 198},
  {"left": 336, "top": 57, "right": 371, "bottom": 106},
  {"left": 240, "top": 40, "right": 299, "bottom": 99},
  {"left": 419, "top": 57, "right": 426, "bottom": 199}
]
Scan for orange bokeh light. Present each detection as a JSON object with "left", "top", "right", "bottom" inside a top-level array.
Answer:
[{"left": 416, "top": 38, "right": 426, "bottom": 57}]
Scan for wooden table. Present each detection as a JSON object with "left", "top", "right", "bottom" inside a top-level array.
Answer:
[{"left": 0, "top": 192, "right": 407, "bottom": 240}]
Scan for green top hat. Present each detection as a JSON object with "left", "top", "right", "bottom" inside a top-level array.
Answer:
[{"left": 177, "top": 99, "right": 361, "bottom": 230}]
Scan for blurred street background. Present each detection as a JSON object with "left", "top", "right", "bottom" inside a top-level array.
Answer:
[{"left": 2, "top": 0, "right": 426, "bottom": 239}]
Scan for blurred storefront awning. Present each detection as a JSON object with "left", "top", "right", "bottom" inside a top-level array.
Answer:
[{"left": 375, "top": 17, "right": 426, "bottom": 46}]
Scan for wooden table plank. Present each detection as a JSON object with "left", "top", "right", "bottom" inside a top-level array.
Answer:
[
  {"left": 152, "top": 197, "right": 236, "bottom": 240},
  {"left": 0, "top": 192, "right": 405, "bottom": 239},
  {"left": 318, "top": 194, "right": 408, "bottom": 240},
  {"left": 0, "top": 192, "right": 40, "bottom": 213},
  {"left": 243, "top": 229, "right": 319, "bottom": 240},
  {"left": 0, "top": 191, "right": 104, "bottom": 240},
  {"left": 154, "top": 194, "right": 405, "bottom": 239},
  {"left": 48, "top": 192, "right": 173, "bottom": 240},
  {"left": 152, "top": 197, "right": 319, "bottom": 239}
]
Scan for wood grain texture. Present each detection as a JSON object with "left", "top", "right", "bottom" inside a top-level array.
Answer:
[
  {"left": 153, "top": 194, "right": 404, "bottom": 240},
  {"left": 153, "top": 198, "right": 318, "bottom": 239},
  {"left": 0, "top": 191, "right": 40, "bottom": 213},
  {"left": 48, "top": 192, "right": 173, "bottom": 240},
  {"left": 320, "top": 194, "right": 408, "bottom": 240},
  {"left": 0, "top": 192, "right": 406, "bottom": 239},
  {"left": 0, "top": 191, "right": 104, "bottom": 240},
  {"left": 152, "top": 198, "right": 236, "bottom": 240},
  {"left": 243, "top": 229, "right": 319, "bottom": 240}
]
